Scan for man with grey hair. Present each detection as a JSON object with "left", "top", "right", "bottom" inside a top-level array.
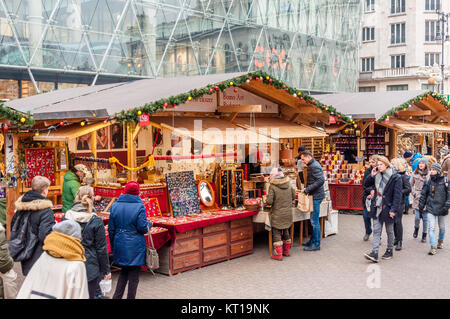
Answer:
[{"left": 10, "top": 176, "right": 55, "bottom": 276}]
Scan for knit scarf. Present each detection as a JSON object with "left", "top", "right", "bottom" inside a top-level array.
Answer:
[
  {"left": 374, "top": 168, "right": 393, "bottom": 217},
  {"left": 43, "top": 232, "right": 86, "bottom": 262}
]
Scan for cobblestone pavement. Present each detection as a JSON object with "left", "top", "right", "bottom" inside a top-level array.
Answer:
[{"left": 13, "top": 213, "right": 450, "bottom": 299}]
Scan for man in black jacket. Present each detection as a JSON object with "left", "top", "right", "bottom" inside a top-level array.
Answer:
[
  {"left": 11, "top": 176, "right": 55, "bottom": 276},
  {"left": 301, "top": 151, "right": 325, "bottom": 251}
]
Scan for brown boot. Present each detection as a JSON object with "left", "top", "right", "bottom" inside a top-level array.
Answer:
[
  {"left": 272, "top": 242, "right": 283, "bottom": 261},
  {"left": 437, "top": 240, "right": 444, "bottom": 249}
]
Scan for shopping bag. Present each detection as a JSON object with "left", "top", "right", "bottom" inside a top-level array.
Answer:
[{"left": 297, "top": 192, "right": 313, "bottom": 213}]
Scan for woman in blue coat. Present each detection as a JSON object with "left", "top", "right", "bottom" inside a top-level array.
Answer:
[{"left": 109, "top": 181, "right": 151, "bottom": 299}]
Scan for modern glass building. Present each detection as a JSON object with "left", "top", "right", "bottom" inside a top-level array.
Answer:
[{"left": 0, "top": 0, "right": 362, "bottom": 98}]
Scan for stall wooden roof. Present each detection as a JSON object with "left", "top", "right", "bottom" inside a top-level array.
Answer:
[
  {"left": 232, "top": 117, "right": 327, "bottom": 139},
  {"left": 378, "top": 118, "right": 435, "bottom": 133},
  {"left": 33, "top": 121, "right": 111, "bottom": 142},
  {"left": 148, "top": 116, "right": 278, "bottom": 145},
  {"left": 409, "top": 121, "right": 450, "bottom": 132}
]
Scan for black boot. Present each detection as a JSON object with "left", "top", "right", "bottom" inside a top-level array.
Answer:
[
  {"left": 395, "top": 241, "right": 402, "bottom": 251},
  {"left": 421, "top": 233, "right": 427, "bottom": 243},
  {"left": 382, "top": 249, "right": 393, "bottom": 260},
  {"left": 413, "top": 227, "right": 419, "bottom": 238}
]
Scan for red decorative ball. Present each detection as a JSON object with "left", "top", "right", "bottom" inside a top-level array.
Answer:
[
  {"left": 2, "top": 124, "right": 8, "bottom": 131},
  {"left": 215, "top": 86, "right": 219, "bottom": 91},
  {"left": 312, "top": 99, "right": 316, "bottom": 103},
  {"left": 299, "top": 97, "right": 303, "bottom": 100},
  {"left": 338, "top": 114, "right": 341, "bottom": 118},
  {"left": 285, "top": 88, "right": 289, "bottom": 92},
  {"left": 59, "top": 121, "right": 64, "bottom": 126},
  {"left": 164, "top": 102, "right": 168, "bottom": 108},
  {"left": 209, "top": 88, "right": 214, "bottom": 93},
  {"left": 282, "top": 84, "right": 286, "bottom": 89},
  {"left": 269, "top": 79, "right": 272, "bottom": 83},
  {"left": 249, "top": 77, "right": 252, "bottom": 81},
  {"left": 234, "top": 88, "right": 238, "bottom": 93},
  {"left": 255, "top": 77, "right": 259, "bottom": 81}
]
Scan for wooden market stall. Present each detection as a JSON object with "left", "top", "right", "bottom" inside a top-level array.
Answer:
[{"left": 5, "top": 71, "right": 346, "bottom": 274}]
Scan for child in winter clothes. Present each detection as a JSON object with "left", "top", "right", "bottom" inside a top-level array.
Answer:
[
  {"left": 63, "top": 186, "right": 111, "bottom": 299},
  {"left": 410, "top": 158, "right": 430, "bottom": 242},
  {"left": 265, "top": 167, "right": 295, "bottom": 260}
]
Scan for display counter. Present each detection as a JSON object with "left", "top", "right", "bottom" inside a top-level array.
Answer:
[{"left": 328, "top": 183, "right": 364, "bottom": 211}]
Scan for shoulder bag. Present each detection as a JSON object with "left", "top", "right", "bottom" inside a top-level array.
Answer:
[{"left": 146, "top": 226, "right": 159, "bottom": 271}]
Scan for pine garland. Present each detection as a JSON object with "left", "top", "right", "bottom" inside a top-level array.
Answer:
[{"left": 0, "top": 102, "right": 34, "bottom": 128}]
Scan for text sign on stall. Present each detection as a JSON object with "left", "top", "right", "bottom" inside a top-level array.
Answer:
[
  {"left": 220, "top": 88, "right": 278, "bottom": 113},
  {"left": 138, "top": 113, "right": 150, "bottom": 126}
]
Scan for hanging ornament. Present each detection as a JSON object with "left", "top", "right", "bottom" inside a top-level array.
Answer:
[
  {"left": 266, "top": 76, "right": 270, "bottom": 80},
  {"left": 137, "top": 110, "right": 142, "bottom": 116},
  {"left": 282, "top": 84, "right": 286, "bottom": 89},
  {"left": 293, "top": 93, "right": 297, "bottom": 97},
  {"left": 81, "top": 121, "right": 86, "bottom": 126},
  {"left": 209, "top": 88, "right": 214, "bottom": 93},
  {"left": 269, "top": 78, "right": 273, "bottom": 83},
  {"left": 338, "top": 114, "right": 341, "bottom": 118},
  {"left": 20, "top": 117, "right": 26, "bottom": 123},
  {"left": 35, "top": 131, "right": 39, "bottom": 137},
  {"left": 2, "top": 124, "right": 8, "bottom": 131},
  {"left": 249, "top": 76, "right": 252, "bottom": 81},
  {"left": 188, "top": 96, "right": 192, "bottom": 101},
  {"left": 163, "top": 102, "right": 168, "bottom": 108},
  {"left": 298, "top": 92, "right": 302, "bottom": 96},
  {"left": 312, "top": 99, "right": 316, "bottom": 104},
  {"left": 59, "top": 121, "right": 65, "bottom": 126},
  {"left": 229, "top": 81, "right": 234, "bottom": 86},
  {"left": 234, "top": 88, "right": 238, "bottom": 93},
  {"left": 215, "top": 86, "right": 219, "bottom": 91}
]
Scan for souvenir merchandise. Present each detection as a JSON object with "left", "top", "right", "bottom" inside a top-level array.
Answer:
[
  {"left": 233, "top": 169, "right": 244, "bottom": 209},
  {"left": 166, "top": 171, "right": 201, "bottom": 217},
  {"left": 220, "top": 169, "right": 233, "bottom": 209},
  {"left": 25, "top": 148, "right": 56, "bottom": 187},
  {"left": 142, "top": 197, "right": 162, "bottom": 218},
  {"left": 94, "top": 197, "right": 115, "bottom": 213}
]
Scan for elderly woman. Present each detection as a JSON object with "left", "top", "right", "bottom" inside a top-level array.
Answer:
[
  {"left": 265, "top": 167, "right": 295, "bottom": 261},
  {"left": 390, "top": 158, "right": 411, "bottom": 251},
  {"left": 363, "top": 156, "right": 403, "bottom": 263}
]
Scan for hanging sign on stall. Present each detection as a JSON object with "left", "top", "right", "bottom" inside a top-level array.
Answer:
[
  {"left": 329, "top": 115, "right": 336, "bottom": 124},
  {"left": 138, "top": 113, "right": 150, "bottom": 127},
  {"left": 219, "top": 88, "right": 278, "bottom": 113}
]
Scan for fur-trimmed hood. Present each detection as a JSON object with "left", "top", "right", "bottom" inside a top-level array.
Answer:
[
  {"left": 270, "top": 176, "right": 290, "bottom": 188},
  {"left": 15, "top": 191, "right": 53, "bottom": 212}
]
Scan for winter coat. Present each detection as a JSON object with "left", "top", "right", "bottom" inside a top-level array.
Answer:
[
  {"left": 16, "top": 251, "right": 89, "bottom": 299},
  {"left": 108, "top": 194, "right": 151, "bottom": 267},
  {"left": 418, "top": 175, "right": 450, "bottom": 216},
  {"left": 12, "top": 190, "right": 55, "bottom": 276},
  {"left": 0, "top": 223, "right": 14, "bottom": 299},
  {"left": 364, "top": 172, "right": 403, "bottom": 223},
  {"left": 62, "top": 171, "right": 81, "bottom": 213},
  {"left": 362, "top": 166, "right": 375, "bottom": 206},
  {"left": 304, "top": 158, "right": 325, "bottom": 200},
  {"left": 398, "top": 171, "right": 412, "bottom": 211},
  {"left": 441, "top": 154, "right": 450, "bottom": 179},
  {"left": 62, "top": 203, "right": 110, "bottom": 282},
  {"left": 265, "top": 177, "right": 295, "bottom": 230},
  {"left": 410, "top": 170, "right": 430, "bottom": 210}
]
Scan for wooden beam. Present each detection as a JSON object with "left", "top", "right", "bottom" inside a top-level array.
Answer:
[
  {"left": 289, "top": 113, "right": 300, "bottom": 122},
  {"left": 217, "top": 105, "right": 262, "bottom": 113},
  {"left": 397, "top": 110, "right": 432, "bottom": 116}
]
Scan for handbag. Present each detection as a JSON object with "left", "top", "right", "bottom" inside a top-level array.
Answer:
[
  {"left": 297, "top": 191, "right": 313, "bottom": 213},
  {"left": 146, "top": 227, "right": 159, "bottom": 271}
]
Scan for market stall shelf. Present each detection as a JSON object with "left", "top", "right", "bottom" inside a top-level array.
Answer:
[{"left": 150, "top": 210, "right": 258, "bottom": 276}]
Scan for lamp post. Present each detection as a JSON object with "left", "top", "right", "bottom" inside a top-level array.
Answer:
[{"left": 435, "top": 9, "right": 450, "bottom": 94}]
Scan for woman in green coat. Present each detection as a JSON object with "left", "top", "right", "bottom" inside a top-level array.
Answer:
[{"left": 265, "top": 167, "right": 295, "bottom": 261}]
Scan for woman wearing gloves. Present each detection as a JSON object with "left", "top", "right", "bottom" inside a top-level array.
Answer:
[
  {"left": 265, "top": 167, "right": 295, "bottom": 261},
  {"left": 418, "top": 163, "right": 450, "bottom": 255},
  {"left": 109, "top": 181, "right": 152, "bottom": 299}
]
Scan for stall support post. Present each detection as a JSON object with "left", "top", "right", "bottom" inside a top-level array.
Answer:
[
  {"left": 127, "top": 122, "right": 142, "bottom": 181},
  {"left": 5, "top": 133, "right": 19, "bottom": 239},
  {"left": 91, "top": 131, "right": 97, "bottom": 185}
]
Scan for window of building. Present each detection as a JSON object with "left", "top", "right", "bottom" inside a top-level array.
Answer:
[
  {"left": 359, "top": 86, "right": 376, "bottom": 92},
  {"left": 365, "top": 0, "right": 375, "bottom": 12},
  {"left": 361, "top": 57, "right": 375, "bottom": 72},
  {"left": 422, "top": 83, "right": 437, "bottom": 90},
  {"left": 391, "top": 0, "right": 406, "bottom": 14},
  {"left": 426, "top": 0, "right": 440, "bottom": 11},
  {"left": 391, "top": 23, "right": 406, "bottom": 44},
  {"left": 391, "top": 55, "right": 405, "bottom": 68},
  {"left": 425, "top": 53, "right": 440, "bottom": 66},
  {"left": 362, "top": 27, "right": 375, "bottom": 41},
  {"left": 425, "top": 21, "right": 440, "bottom": 42},
  {"left": 387, "top": 84, "right": 408, "bottom": 91}
]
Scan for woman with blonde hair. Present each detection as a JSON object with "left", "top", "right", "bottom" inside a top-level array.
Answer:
[
  {"left": 63, "top": 186, "right": 111, "bottom": 299},
  {"left": 363, "top": 156, "right": 403, "bottom": 262},
  {"left": 390, "top": 157, "right": 411, "bottom": 251}
]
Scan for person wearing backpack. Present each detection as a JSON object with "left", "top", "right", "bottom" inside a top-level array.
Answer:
[
  {"left": 10, "top": 176, "right": 54, "bottom": 276},
  {"left": 63, "top": 186, "right": 111, "bottom": 299},
  {"left": 418, "top": 163, "right": 450, "bottom": 255}
]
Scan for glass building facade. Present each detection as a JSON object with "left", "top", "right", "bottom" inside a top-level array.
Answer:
[{"left": 0, "top": 0, "right": 362, "bottom": 95}]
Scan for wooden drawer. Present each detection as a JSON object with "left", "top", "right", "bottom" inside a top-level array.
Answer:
[
  {"left": 173, "top": 238, "right": 200, "bottom": 255},
  {"left": 177, "top": 228, "right": 201, "bottom": 240},
  {"left": 203, "top": 245, "right": 228, "bottom": 263},
  {"left": 203, "top": 232, "right": 227, "bottom": 249},
  {"left": 203, "top": 222, "right": 228, "bottom": 234},
  {"left": 230, "top": 226, "right": 252, "bottom": 242},
  {"left": 173, "top": 251, "right": 200, "bottom": 271},
  {"left": 230, "top": 217, "right": 252, "bottom": 229},
  {"left": 231, "top": 239, "right": 253, "bottom": 256}
]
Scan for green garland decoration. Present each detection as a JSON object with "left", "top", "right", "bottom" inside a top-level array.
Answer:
[
  {"left": 113, "top": 70, "right": 354, "bottom": 125},
  {"left": 0, "top": 102, "right": 34, "bottom": 128}
]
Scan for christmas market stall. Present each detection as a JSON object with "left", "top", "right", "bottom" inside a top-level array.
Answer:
[{"left": 5, "top": 71, "right": 351, "bottom": 274}]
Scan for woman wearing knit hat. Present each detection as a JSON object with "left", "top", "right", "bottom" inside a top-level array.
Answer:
[
  {"left": 265, "top": 167, "right": 296, "bottom": 260},
  {"left": 411, "top": 158, "right": 430, "bottom": 242},
  {"left": 63, "top": 186, "right": 111, "bottom": 299},
  {"left": 390, "top": 158, "right": 411, "bottom": 251},
  {"left": 363, "top": 156, "right": 403, "bottom": 262},
  {"left": 109, "top": 181, "right": 151, "bottom": 299},
  {"left": 418, "top": 163, "right": 450, "bottom": 255},
  {"left": 16, "top": 220, "right": 89, "bottom": 299}
]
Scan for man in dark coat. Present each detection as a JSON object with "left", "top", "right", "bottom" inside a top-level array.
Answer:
[
  {"left": 362, "top": 155, "right": 379, "bottom": 241},
  {"left": 419, "top": 163, "right": 450, "bottom": 255},
  {"left": 301, "top": 151, "right": 325, "bottom": 251},
  {"left": 363, "top": 156, "right": 403, "bottom": 263},
  {"left": 11, "top": 176, "right": 55, "bottom": 276}
]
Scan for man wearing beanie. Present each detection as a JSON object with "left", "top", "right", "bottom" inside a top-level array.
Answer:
[
  {"left": 17, "top": 220, "right": 89, "bottom": 299},
  {"left": 109, "top": 181, "right": 152, "bottom": 299},
  {"left": 419, "top": 163, "right": 450, "bottom": 255}
]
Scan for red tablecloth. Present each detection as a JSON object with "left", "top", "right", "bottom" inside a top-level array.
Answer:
[{"left": 149, "top": 209, "right": 259, "bottom": 247}]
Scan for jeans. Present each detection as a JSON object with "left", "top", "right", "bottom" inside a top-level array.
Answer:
[
  {"left": 428, "top": 214, "right": 447, "bottom": 248},
  {"left": 414, "top": 210, "right": 428, "bottom": 234},
  {"left": 363, "top": 207, "right": 372, "bottom": 235},
  {"left": 372, "top": 218, "right": 395, "bottom": 253},
  {"left": 311, "top": 199, "right": 323, "bottom": 247},
  {"left": 113, "top": 266, "right": 141, "bottom": 299},
  {"left": 88, "top": 276, "right": 102, "bottom": 299}
]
